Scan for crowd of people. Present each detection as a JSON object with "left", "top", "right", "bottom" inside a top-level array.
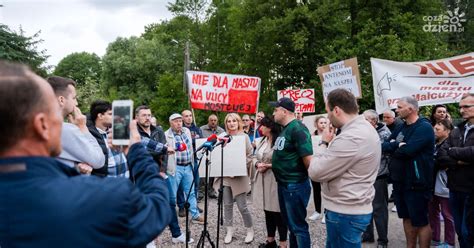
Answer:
[{"left": 0, "top": 60, "right": 473, "bottom": 248}]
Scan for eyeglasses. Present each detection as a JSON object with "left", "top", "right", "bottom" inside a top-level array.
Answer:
[
  {"left": 459, "top": 104, "right": 474, "bottom": 109},
  {"left": 242, "top": 119, "right": 250, "bottom": 121}
]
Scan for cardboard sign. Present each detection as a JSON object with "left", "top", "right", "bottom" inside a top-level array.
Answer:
[
  {"left": 196, "top": 135, "right": 248, "bottom": 177},
  {"left": 186, "top": 71, "right": 261, "bottom": 114},
  {"left": 277, "top": 88, "right": 315, "bottom": 113},
  {"left": 371, "top": 53, "right": 474, "bottom": 113},
  {"left": 317, "top": 58, "right": 362, "bottom": 100}
]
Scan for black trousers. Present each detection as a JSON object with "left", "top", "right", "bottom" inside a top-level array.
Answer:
[
  {"left": 264, "top": 210, "right": 288, "bottom": 241},
  {"left": 311, "top": 180, "right": 322, "bottom": 213}
]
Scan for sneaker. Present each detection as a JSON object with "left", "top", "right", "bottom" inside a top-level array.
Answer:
[
  {"left": 376, "top": 244, "right": 388, "bottom": 248},
  {"left": 171, "top": 233, "right": 194, "bottom": 244},
  {"left": 209, "top": 191, "right": 217, "bottom": 199},
  {"left": 198, "top": 207, "right": 203, "bottom": 213},
  {"left": 430, "top": 240, "right": 443, "bottom": 247},
  {"left": 391, "top": 206, "right": 397, "bottom": 212},
  {"left": 192, "top": 215, "right": 205, "bottom": 225},
  {"left": 258, "top": 240, "right": 277, "bottom": 248},
  {"left": 178, "top": 208, "right": 186, "bottom": 217},
  {"left": 308, "top": 212, "right": 321, "bottom": 221},
  {"left": 321, "top": 215, "right": 326, "bottom": 224}
]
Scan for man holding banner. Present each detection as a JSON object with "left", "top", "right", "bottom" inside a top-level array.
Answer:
[{"left": 271, "top": 97, "right": 313, "bottom": 248}]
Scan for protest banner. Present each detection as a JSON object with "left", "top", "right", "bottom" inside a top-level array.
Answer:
[
  {"left": 277, "top": 88, "right": 315, "bottom": 113},
  {"left": 371, "top": 52, "right": 474, "bottom": 113},
  {"left": 317, "top": 57, "right": 362, "bottom": 100},
  {"left": 196, "top": 135, "right": 248, "bottom": 177},
  {"left": 186, "top": 71, "right": 261, "bottom": 114}
]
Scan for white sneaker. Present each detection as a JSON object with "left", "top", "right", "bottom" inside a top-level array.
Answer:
[
  {"left": 391, "top": 206, "right": 397, "bottom": 212},
  {"left": 321, "top": 215, "right": 326, "bottom": 224},
  {"left": 171, "top": 233, "right": 194, "bottom": 244},
  {"left": 308, "top": 212, "right": 321, "bottom": 221}
]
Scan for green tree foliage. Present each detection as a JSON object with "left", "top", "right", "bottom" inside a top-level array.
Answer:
[
  {"left": 101, "top": 0, "right": 470, "bottom": 125},
  {"left": 101, "top": 36, "right": 174, "bottom": 105},
  {"left": 54, "top": 52, "right": 102, "bottom": 86},
  {"left": 0, "top": 24, "right": 49, "bottom": 76}
]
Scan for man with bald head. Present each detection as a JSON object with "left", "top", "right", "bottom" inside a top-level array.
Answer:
[{"left": 0, "top": 61, "right": 171, "bottom": 247}]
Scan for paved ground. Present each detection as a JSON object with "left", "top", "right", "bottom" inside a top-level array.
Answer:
[{"left": 146, "top": 195, "right": 416, "bottom": 248}]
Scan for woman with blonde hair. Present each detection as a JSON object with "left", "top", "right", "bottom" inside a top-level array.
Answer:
[{"left": 214, "top": 113, "right": 254, "bottom": 244}]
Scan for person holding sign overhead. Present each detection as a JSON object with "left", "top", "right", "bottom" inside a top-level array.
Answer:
[{"left": 213, "top": 113, "right": 254, "bottom": 244}]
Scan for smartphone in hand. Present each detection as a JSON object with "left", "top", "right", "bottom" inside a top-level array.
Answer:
[{"left": 112, "top": 100, "right": 133, "bottom": 145}]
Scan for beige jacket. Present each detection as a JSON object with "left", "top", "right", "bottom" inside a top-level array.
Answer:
[
  {"left": 309, "top": 115, "right": 381, "bottom": 215},
  {"left": 213, "top": 133, "right": 253, "bottom": 198},
  {"left": 252, "top": 137, "right": 280, "bottom": 212}
]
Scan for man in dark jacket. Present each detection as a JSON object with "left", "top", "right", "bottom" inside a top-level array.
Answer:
[
  {"left": 438, "top": 93, "right": 474, "bottom": 248},
  {"left": 363, "top": 109, "right": 392, "bottom": 247},
  {"left": 0, "top": 61, "right": 171, "bottom": 248},
  {"left": 382, "top": 96, "right": 434, "bottom": 248},
  {"left": 86, "top": 100, "right": 111, "bottom": 177},
  {"left": 136, "top": 105, "right": 168, "bottom": 175}
]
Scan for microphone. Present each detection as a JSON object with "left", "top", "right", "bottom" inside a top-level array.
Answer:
[
  {"left": 196, "top": 134, "right": 218, "bottom": 152},
  {"left": 175, "top": 142, "right": 187, "bottom": 152},
  {"left": 214, "top": 134, "right": 233, "bottom": 148}
]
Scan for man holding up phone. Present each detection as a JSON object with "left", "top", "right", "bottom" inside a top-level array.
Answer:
[
  {"left": 47, "top": 76, "right": 105, "bottom": 174},
  {"left": 0, "top": 61, "right": 171, "bottom": 247}
]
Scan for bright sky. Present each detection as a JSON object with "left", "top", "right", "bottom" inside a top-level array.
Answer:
[{"left": 0, "top": 0, "right": 174, "bottom": 67}]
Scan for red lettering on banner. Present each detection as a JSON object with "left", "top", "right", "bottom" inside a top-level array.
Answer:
[
  {"left": 191, "top": 88, "right": 203, "bottom": 101},
  {"left": 212, "top": 75, "right": 229, "bottom": 88},
  {"left": 451, "top": 56, "right": 474, "bottom": 74},
  {"left": 438, "top": 80, "right": 459, "bottom": 85},
  {"left": 205, "top": 91, "right": 228, "bottom": 102},
  {"left": 415, "top": 55, "right": 474, "bottom": 75},
  {"left": 231, "top": 77, "right": 259, "bottom": 89},
  {"left": 192, "top": 74, "right": 208, "bottom": 86},
  {"left": 279, "top": 89, "right": 315, "bottom": 102}
]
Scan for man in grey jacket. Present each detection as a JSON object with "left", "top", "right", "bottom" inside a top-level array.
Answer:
[
  {"left": 363, "top": 109, "right": 392, "bottom": 247},
  {"left": 47, "top": 76, "right": 104, "bottom": 172},
  {"left": 309, "top": 89, "right": 381, "bottom": 248}
]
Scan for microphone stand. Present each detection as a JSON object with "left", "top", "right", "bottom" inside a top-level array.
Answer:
[
  {"left": 188, "top": 147, "right": 215, "bottom": 248},
  {"left": 215, "top": 141, "right": 226, "bottom": 248}
]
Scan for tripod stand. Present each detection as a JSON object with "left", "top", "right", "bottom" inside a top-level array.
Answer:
[{"left": 183, "top": 147, "right": 216, "bottom": 248}]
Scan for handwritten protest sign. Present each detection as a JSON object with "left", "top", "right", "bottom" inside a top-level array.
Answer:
[
  {"left": 371, "top": 52, "right": 474, "bottom": 113},
  {"left": 277, "top": 88, "right": 315, "bottom": 113},
  {"left": 186, "top": 71, "right": 261, "bottom": 114},
  {"left": 317, "top": 58, "right": 362, "bottom": 100}
]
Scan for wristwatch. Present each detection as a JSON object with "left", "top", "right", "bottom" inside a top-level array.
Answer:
[{"left": 319, "top": 140, "right": 329, "bottom": 147}]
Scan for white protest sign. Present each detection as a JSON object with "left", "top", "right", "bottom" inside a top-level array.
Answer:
[
  {"left": 196, "top": 135, "right": 248, "bottom": 177},
  {"left": 371, "top": 52, "right": 474, "bottom": 113},
  {"left": 317, "top": 58, "right": 362, "bottom": 100},
  {"left": 277, "top": 88, "right": 315, "bottom": 113}
]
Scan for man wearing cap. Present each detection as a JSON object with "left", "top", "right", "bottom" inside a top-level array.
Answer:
[
  {"left": 271, "top": 97, "right": 313, "bottom": 247},
  {"left": 164, "top": 113, "right": 204, "bottom": 242}
]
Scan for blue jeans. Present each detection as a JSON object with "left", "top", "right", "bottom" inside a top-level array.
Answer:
[
  {"left": 177, "top": 161, "right": 200, "bottom": 209},
  {"left": 278, "top": 179, "right": 311, "bottom": 248},
  {"left": 449, "top": 190, "right": 473, "bottom": 248},
  {"left": 169, "top": 165, "right": 200, "bottom": 219},
  {"left": 166, "top": 177, "right": 181, "bottom": 238},
  {"left": 325, "top": 210, "right": 372, "bottom": 248}
]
